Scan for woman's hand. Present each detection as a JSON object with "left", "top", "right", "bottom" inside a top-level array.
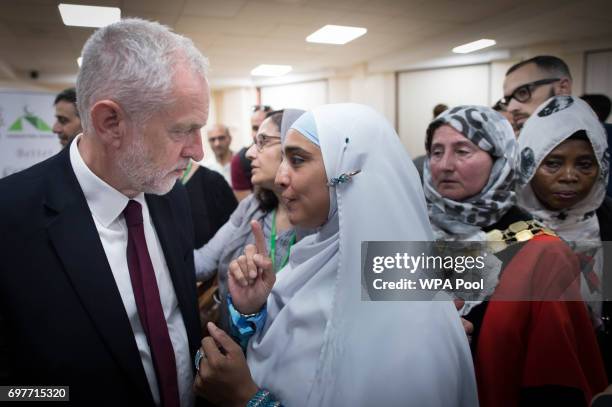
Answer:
[
  {"left": 193, "top": 322, "right": 259, "bottom": 407},
  {"left": 228, "top": 221, "right": 275, "bottom": 315}
]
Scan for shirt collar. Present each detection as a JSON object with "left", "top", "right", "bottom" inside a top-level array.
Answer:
[{"left": 70, "top": 133, "right": 146, "bottom": 227}]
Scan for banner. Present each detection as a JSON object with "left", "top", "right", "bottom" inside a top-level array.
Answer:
[{"left": 0, "top": 91, "right": 60, "bottom": 179}]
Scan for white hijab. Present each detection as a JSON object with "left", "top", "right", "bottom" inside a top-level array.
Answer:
[
  {"left": 517, "top": 96, "right": 609, "bottom": 314},
  {"left": 517, "top": 96, "right": 609, "bottom": 241},
  {"left": 246, "top": 103, "right": 477, "bottom": 406}
]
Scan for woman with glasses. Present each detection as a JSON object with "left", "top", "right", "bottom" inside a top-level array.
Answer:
[
  {"left": 193, "top": 109, "right": 307, "bottom": 333},
  {"left": 231, "top": 105, "right": 275, "bottom": 202},
  {"left": 193, "top": 103, "right": 477, "bottom": 407}
]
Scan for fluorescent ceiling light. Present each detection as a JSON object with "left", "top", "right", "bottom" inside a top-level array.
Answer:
[
  {"left": 251, "top": 64, "right": 292, "bottom": 77},
  {"left": 452, "top": 39, "right": 496, "bottom": 54},
  {"left": 58, "top": 3, "right": 121, "bottom": 28},
  {"left": 306, "top": 25, "right": 367, "bottom": 45},
  {"left": 77, "top": 57, "right": 82, "bottom": 67}
]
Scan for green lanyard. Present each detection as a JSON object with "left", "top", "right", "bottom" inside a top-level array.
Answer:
[
  {"left": 180, "top": 160, "right": 193, "bottom": 185},
  {"left": 269, "top": 209, "right": 297, "bottom": 273}
]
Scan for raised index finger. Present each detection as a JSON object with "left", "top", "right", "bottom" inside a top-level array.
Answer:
[{"left": 250, "top": 220, "right": 267, "bottom": 255}]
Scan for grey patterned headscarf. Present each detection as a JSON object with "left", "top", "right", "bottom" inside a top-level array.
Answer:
[{"left": 423, "top": 105, "right": 518, "bottom": 239}]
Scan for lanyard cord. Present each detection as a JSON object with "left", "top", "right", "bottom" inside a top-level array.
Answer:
[
  {"left": 180, "top": 160, "right": 193, "bottom": 185},
  {"left": 269, "top": 209, "right": 297, "bottom": 273}
]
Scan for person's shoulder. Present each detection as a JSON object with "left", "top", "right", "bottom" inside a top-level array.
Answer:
[
  {"left": 0, "top": 152, "right": 68, "bottom": 233},
  {"left": 1, "top": 151, "right": 60, "bottom": 185},
  {"left": 0, "top": 152, "right": 64, "bottom": 203},
  {"left": 229, "top": 193, "right": 259, "bottom": 223},
  {"left": 230, "top": 150, "right": 243, "bottom": 165},
  {"left": 236, "top": 193, "right": 258, "bottom": 212},
  {"left": 197, "top": 165, "right": 229, "bottom": 185}
]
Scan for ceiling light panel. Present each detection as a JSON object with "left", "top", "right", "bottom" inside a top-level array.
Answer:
[
  {"left": 58, "top": 3, "right": 121, "bottom": 28},
  {"left": 306, "top": 25, "right": 367, "bottom": 45},
  {"left": 452, "top": 39, "right": 496, "bottom": 54}
]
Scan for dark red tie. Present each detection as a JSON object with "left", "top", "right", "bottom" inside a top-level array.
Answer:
[{"left": 124, "top": 200, "right": 180, "bottom": 407}]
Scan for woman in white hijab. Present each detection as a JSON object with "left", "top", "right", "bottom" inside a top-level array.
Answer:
[
  {"left": 193, "top": 103, "right": 477, "bottom": 407},
  {"left": 517, "top": 95, "right": 612, "bottom": 380}
]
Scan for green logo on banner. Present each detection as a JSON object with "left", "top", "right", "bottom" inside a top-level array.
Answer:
[{"left": 8, "top": 106, "right": 51, "bottom": 131}]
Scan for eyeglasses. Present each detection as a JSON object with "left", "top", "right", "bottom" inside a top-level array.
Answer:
[
  {"left": 501, "top": 78, "right": 560, "bottom": 106},
  {"left": 252, "top": 105, "right": 272, "bottom": 113},
  {"left": 254, "top": 134, "right": 281, "bottom": 152}
]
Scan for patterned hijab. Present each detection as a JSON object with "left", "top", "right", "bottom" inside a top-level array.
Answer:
[
  {"left": 516, "top": 96, "right": 609, "bottom": 315},
  {"left": 516, "top": 96, "right": 609, "bottom": 241},
  {"left": 423, "top": 105, "right": 518, "bottom": 239}
]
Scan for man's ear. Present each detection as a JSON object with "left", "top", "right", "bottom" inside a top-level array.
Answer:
[
  {"left": 90, "top": 100, "right": 127, "bottom": 148},
  {"left": 558, "top": 77, "right": 573, "bottom": 96}
]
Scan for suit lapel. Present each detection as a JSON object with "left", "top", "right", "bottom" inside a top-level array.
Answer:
[
  {"left": 146, "top": 193, "right": 201, "bottom": 357},
  {"left": 44, "top": 150, "right": 154, "bottom": 404}
]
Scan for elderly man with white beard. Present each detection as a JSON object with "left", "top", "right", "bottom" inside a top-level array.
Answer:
[{"left": 0, "top": 18, "right": 210, "bottom": 406}]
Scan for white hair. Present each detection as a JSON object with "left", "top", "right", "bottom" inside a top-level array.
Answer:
[{"left": 76, "top": 18, "right": 209, "bottom": 133}]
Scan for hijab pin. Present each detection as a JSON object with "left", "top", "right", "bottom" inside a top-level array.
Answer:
[{"left": 328, "top": 170, "right": 361, "bottom": 187}]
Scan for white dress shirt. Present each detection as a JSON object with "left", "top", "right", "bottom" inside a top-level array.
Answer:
[{"left": 70, "top": 135, "right": 194, "bottom": 407}]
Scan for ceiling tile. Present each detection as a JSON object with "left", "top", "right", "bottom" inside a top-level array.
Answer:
[{"left": 182, "top": 0, "right": 247, "bottom": 18}]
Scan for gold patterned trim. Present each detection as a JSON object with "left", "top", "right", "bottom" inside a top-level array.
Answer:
[{"left": 485, "top": 220, "right": 556, "bottom": 253}]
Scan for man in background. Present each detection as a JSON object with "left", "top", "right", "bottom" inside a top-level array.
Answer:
[
  {"left": 204, "top": 123, "right": 233, "bottom": 184},
  {"left": 502, "top": 55, "right": 573, "bottom": 133},
  {"left": 52, "top": 87, "right": 82, "bottom": 147}
]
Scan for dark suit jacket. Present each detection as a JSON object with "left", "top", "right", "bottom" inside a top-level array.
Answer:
[
  {"left": 185, "top": 166, "right": 237, "bottom": 249},
  {"left": 0, "top": 146, "right": 202, "bottom": 405}
]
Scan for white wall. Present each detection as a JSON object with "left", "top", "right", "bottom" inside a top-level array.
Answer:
[
  {"left": 397, "top": 64, "right": 491, "bottom": 158},
  {"left": 490, "top": 61, "right": 517, "bottom": 105},
  {"left": 208, "top": 40, "right": 612, "bottom": 161},
  {"left": 260, "top": 80, "right": 328, "bottom": 111},
  {"left": 257, "top": 73, "right": 396, "bottom": 137},
  {"left": 204, "top": 86, "right": 256, "bottom": 162},
  {"left": 585, "top": 50, "right": 612, "bottom": 110},
  {"left": 348, "top": 71, "right": 396, "bottom": 128}
]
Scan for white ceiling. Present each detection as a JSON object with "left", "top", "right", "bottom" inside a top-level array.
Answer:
[{"left": 1, "top": 0, "right": 612, "bottom": 89}]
